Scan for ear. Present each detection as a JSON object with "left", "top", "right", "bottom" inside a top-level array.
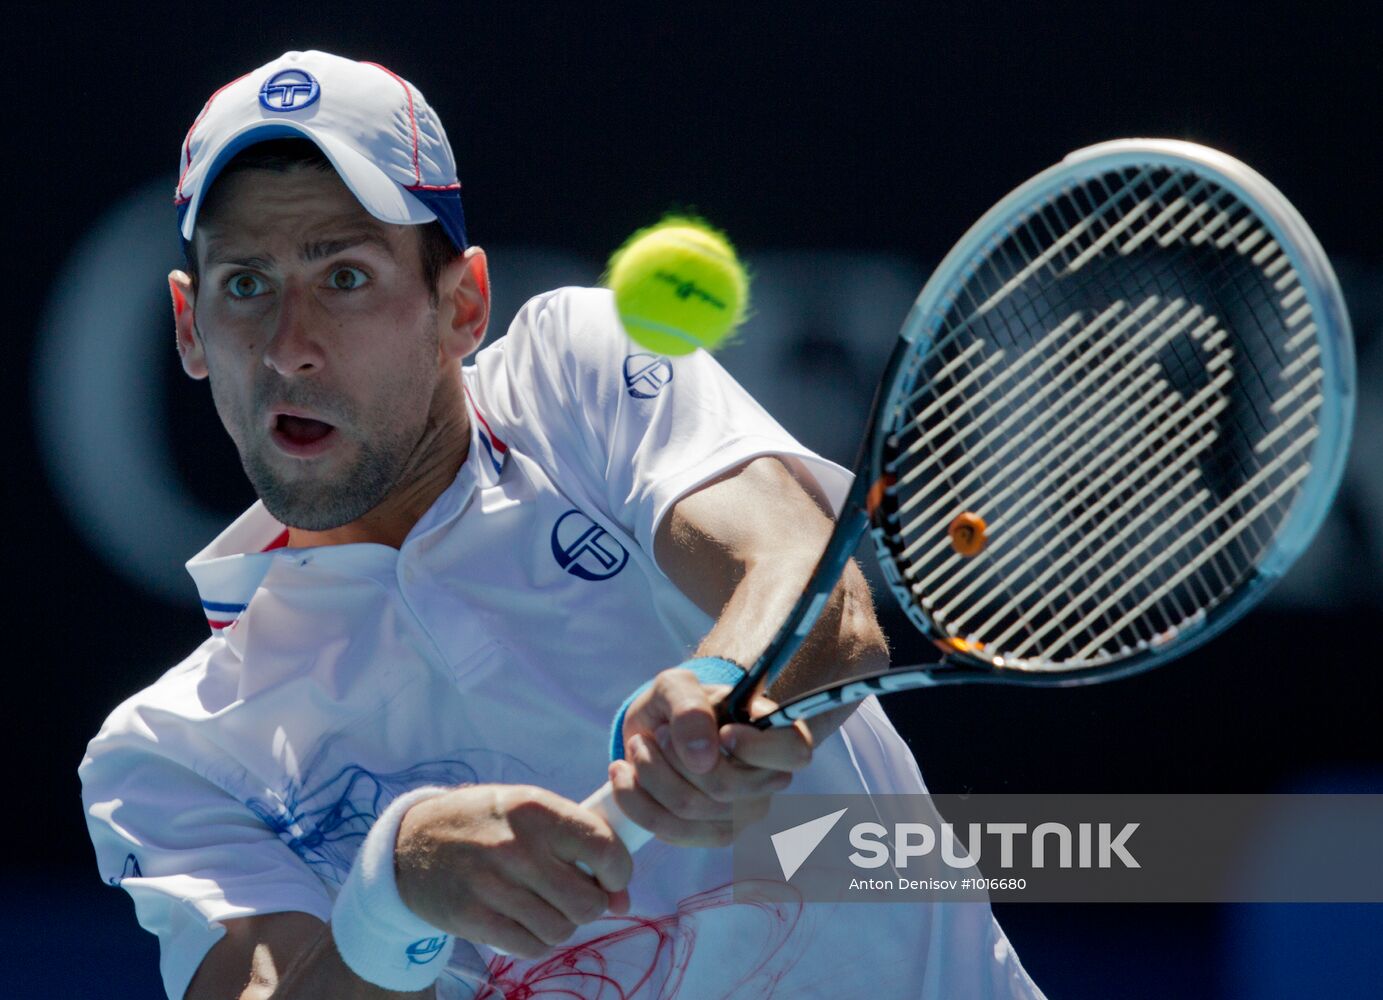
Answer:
[
  {"left": 436, "top": 247, "right": 490, "bottom": 363},
  {"left": 170, "top": 270, "right": 208, "bottom": 379}
]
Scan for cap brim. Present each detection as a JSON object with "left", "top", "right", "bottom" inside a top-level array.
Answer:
[{"left": 178, "top": 120, "right": 436, "bottom": 242}]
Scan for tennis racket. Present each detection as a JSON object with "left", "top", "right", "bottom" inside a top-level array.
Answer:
[{"left": 584, "top": 138, "right": 1355, "bottom": 855}]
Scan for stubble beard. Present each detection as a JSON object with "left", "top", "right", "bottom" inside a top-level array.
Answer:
[
  {"left": 242, "top": 411, "right": 419, "bottom": 531},
  {"left": 207, "top": 323, "right": 441, "bottom": 533}
]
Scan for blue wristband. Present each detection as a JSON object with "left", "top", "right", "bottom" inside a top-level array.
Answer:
[{"left": 609, "top": 656, "right": 747, "bottom": 761}]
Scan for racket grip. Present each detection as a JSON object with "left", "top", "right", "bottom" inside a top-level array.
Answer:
[{"left": 580, "top": 781, "right": 653, "bottom": 870}]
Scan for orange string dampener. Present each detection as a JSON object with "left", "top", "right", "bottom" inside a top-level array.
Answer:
[{"left": 948, "top": 512, "right": 988, "bottom": 557}]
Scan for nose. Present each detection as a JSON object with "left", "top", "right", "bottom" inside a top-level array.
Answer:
[{"left": 262, "top": 283, "right": 325, "bottom": 376}]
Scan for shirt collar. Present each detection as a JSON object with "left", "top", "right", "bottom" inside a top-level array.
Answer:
[
  {"left": 185, "top": 503, "right": 287, "bottom": 633},
  {"left": 463, "top": 376, "right": 508, "bottom": 490},
  {"left": 185, "top": 374, "right": 509, "bottom": 634}
]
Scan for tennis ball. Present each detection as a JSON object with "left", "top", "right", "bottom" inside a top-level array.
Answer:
[{"left": 604, "top": 216, "right": 749, "bottom": 355}]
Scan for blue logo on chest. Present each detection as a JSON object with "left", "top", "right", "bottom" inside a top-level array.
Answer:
[
  {"left": 259, "top": 69, "right": 321, "bottom": 112},
  {"left": 551, "top": 509, "right": 629, "bottom": 581},
  {"left": 623, "top": 353, "right": 673, "bottom": 399}
]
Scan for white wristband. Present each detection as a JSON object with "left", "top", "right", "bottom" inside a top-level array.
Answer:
[{"left": 331, "top": 785, "right": 457, "bottom": 991}]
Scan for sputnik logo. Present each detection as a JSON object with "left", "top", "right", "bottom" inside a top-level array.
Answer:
[{"left": 770, "top": 807, "right": 849, "bottom": 880}]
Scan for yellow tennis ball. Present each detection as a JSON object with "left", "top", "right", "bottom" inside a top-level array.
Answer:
[{"left": 604, "top": 216, "right": 749, "bottom": 355}]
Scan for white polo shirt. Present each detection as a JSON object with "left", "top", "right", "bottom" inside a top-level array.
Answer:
[{"left": 80, "top": 287, "right": 1044, "bottom": 1000}]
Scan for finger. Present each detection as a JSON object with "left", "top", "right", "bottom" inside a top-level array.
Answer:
[
  {"left": 542, "top": 800, "right": 634, "bottom": 895},
  {"left": 704, "top": 753, "right": 795, "bottom": 803},
  {"left": 676, "top": 738, "right": 793, "bottom": 804},
  {"left": 608, "top": 759, "right": 735, "bottom": 848},
  {"left": 648, "top": 670, "right": 721, "bottom": 775},
  {"left": 644, "top": 717, "right": 793, "bottom": 804},
  {"left": 528, "top": 855, "right": 619, "bottom": 927},
  {"left": 467, "top": 908, "right": 552, "bottom": 961},
  {"left": 490, "top": 881, "right": 579, "bottom": 949},
  {"left": 741, "top": 692, "right": 816, "bottom": 734},
  {"left": 628, "top": 732, "right": 734, "bottom": 821},
  {"left": 735, "top": 793, "right": 773, "bottom": 828},
  {"left": 718, "top": 720, "right": 813, "bottom": 772}
]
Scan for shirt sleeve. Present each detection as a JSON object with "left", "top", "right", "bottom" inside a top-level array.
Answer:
[
  {"left": 475, "top": 286, "right": 852, "bottom": 563},
  {"left": 80, "top": 723, "right": 333, "bottom": 1000}
]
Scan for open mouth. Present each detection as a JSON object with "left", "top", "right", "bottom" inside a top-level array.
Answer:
[{"left": 271, "top": 414, "right": 338, "bottom": 456}]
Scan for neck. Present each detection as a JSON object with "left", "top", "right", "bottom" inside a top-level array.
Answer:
[{"left": 287, "top": 374, "right": 470, "bottom": 550}]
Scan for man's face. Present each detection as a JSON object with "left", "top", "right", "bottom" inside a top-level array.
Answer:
[{"left": 185, "top": 167, "right": 445, "bottom": 531}]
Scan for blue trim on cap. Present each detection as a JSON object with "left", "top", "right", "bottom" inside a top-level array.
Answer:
[
  {"left": 608, "top": 656, "right": 747, "bottom": 762},
  {"left": 178, "top": 123, "right": 309, "bottom": 246},
  {"left": 407, "top": 187, "right": 468, "bottom": 251}
]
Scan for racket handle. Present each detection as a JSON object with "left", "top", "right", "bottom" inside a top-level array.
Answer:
[{"left": 580, "top": 781, "right": 653, "bottom": 868}]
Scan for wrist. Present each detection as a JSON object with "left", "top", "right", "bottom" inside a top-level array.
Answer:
[
  {"left": 609, "top": 656, "right": 746, "bottom": 761},
  {"left": 331, "top": 785, "right": 457, "bottom": 990}
]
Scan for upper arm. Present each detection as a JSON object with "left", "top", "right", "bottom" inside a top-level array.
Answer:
[
  {"left": 654, "top": 455, "right": 837, "bottom": 617},
  {"left": 185, "top": 912, "right": 325, "bottom": 1000}
]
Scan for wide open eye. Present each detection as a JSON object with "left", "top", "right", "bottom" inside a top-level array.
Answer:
[
  {"left": 226, "top": 272, "right": 268, "bottom": 299},
  {"left": 328, "top": 266, "right": 369, "bottom": 291}
]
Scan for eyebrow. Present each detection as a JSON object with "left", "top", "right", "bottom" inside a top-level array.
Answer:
[
  {"left": 204, "top": 230, "right": 397, "bottom": 269},
  {"left": 301, "top": 231, "right": 396, "bottom": 262}
]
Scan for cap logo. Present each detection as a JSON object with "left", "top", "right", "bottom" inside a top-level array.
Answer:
[{"left": 258, "top": 69, "right": 321, "bottom": 112}]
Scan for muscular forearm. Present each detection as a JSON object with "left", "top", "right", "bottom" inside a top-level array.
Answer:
[
  {"left": 694, "top": 553, "right": 889, "bottom": 743},
  {"left": 656, "top": 456, "right": 892, "bottom": 743}
]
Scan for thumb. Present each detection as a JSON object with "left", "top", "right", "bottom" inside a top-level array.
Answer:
[{"left": 627, "top": 670, "right": 724, "bottom": 775}]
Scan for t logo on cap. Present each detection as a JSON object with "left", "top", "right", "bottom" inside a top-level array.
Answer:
[{"left": 259, "top": 69, "right": 321, "bottom": 112}]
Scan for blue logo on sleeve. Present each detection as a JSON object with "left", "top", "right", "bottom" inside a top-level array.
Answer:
[
  {"left": 259, "top": 69, "right": 321, "bottom": 112},
  {"left": 623, "top": 353, "right": 673, "bottom": 399},
  {"left": 405, "top": 935, "right": 449, "bottom": 965},
  {"left": 551, "top": 510, "right": 629, "bottom": 581}
]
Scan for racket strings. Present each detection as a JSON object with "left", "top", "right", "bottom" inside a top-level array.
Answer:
[{"left": 878, "top": 164, "right": 1325, "bottom": 667}]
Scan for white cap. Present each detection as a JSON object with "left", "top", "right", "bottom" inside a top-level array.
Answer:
[{"left": 175, "top": 50, "right": 467, "bottom": 250}]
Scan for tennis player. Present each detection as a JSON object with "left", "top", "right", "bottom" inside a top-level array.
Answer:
[{"left": 79, "top": 50, "right": 1045, "bottom": 999}]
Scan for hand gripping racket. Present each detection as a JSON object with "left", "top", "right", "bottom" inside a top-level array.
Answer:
[{"left": 583, "top": 139, "right": 1356, "bottom": 856}]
